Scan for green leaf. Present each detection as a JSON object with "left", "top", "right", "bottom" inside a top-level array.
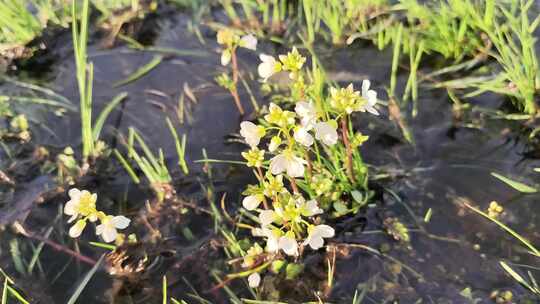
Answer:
[
  {"left": 491, "top": 172, "right": 537, "bottom": 193},
  {"left": 285, "top": 263, "right": 303, "bottom": 280}
]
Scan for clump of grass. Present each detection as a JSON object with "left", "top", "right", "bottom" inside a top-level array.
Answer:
[
  {"left": 0, "top": 0, "right": 42, "bottom": 47},
  {"left": 219, "top": 0, "right": 291, "bottom": 35}
]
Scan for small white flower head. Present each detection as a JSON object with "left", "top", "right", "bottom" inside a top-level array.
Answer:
[
  {"left": 298, "top": 199, "right": 323, "bottom": 217},
  {"left": 258, "top": 54, "right": 282, "bottom": 82},
  {"left": 303, "top": 224, "right": 335, "bottom": 250},
  {"left": 242, "top": 194, "right": 263, "bottom": 211},
  {"left": 96, "top": 215, "right": 131, "bottom": 243},
  {"left": 248, "top": 272, "right": 261, "bottom": 288},
  {"left": 295, "top": 100, "right": 317, "bottom": 129},
  {"left": 68, "top": 219, "right": 87, "bottom": 238},
  {"left": 253, "top": 227, "right": 280, "bottom": 253},
  {"left": 269, "top": 150, "right": 306, "bottom": 178},
  {"left": 240, "top": 121, "right": 265, "bottom": 148},
  {"left": 360, "top": 79, "right": 379, "bottom": 115},
  {"left": 294, "top": 126, "right": 314, "bottom": 147},
  {"left": 279, "top": 234, "right": 299, "bottom": 256},
  {"left": 314, "top": 121, "right": 338, "bottom": 146},
  {"left": 268, "top": 136, "right": 282, "bottom": 152},
  {"left": 221, "top": 49, "right": 231, "bottom": 66},
  {"left": 64, "top": 188, "right": 98, "bottom": 223},
  {"left": 259, "top": 210, "right": 276, "bottom": 226},
  {"left": 239, "top": 34, "right": 257, "bottom": 50}
]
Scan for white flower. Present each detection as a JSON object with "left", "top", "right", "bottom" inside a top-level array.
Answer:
[
  {"left": 259, "top": 210, "right": 275, "bottom": 226},
  {"left": 269, "top": 151, "right": 306, "bottom": 177},
  {"left": 258, "top": 54, "right": 281, "bottom": 82},
  {"left": 242, "top": 195, "right": 263, "bottom": 210},
  {"left": 298, "top": 199, "right": 323, "bottom": 216},
  {"left": 64, "top": 188, "right": 98, "bottom": 223},
  {"left": 221, "top": 49, "right": 231, "bottom": 66},
  {"left": 96, "top": 215, "right": 131, "bottom": 243},
  {"left": 294, "top": 126, "right": 314, "bottom": 147},
  {"left": 248, "top": 272, "right": 261, "bottom": 288},
  {"left": 295, "top": 101, "right": 317, "bottom": 129},
  {"left": 240, "top": 121, "right": 265, "bottom": 148},
  {"left": 252, "top": 227, "right": 280, "bottom": 253},
  {"left": 278, "top": 235, "right": 299, "bottom": 256},
  {"left": 303, "top": 225, "right": 335, "bottom": 250},
  {"left": 239, "top": 34, "right": 257, "bottom": 50},
  {"left": 360, "top": 79, "right": 379, "bottom": 115},
  {"left": 314, "top": 122, "right": 338, "bottom": 145},
  {"left": 68, "top": 220, "right": 86, "bottom": 238}
]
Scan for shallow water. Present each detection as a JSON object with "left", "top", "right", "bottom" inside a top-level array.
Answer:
[{"left": 1, "top": 10, "right": 540, "bottom": 304}]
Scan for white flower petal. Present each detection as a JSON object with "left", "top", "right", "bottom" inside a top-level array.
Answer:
[
  {"left": 68, "top": 220, "right": 86, "bottom": 238},
  {"left": 286, "top": 156, "right": 305, "bottom": 178},
  {"left": 305, "top": 200, "right": 323, "bottom": 216},
  {"left": 307, "top": 236, "right": 324, "bottom": 250},
  {"left": 221, "top": 50, "right": 231, "bottom": 66},
  {"left": 278, "top": 236, "right": 298, "bottom": 256},
  {"left": 242, "top": 195, "right": 262, "bottom": 211},
  {"left": 266, "top": 234, "right": 279, "bottom": 252},
  {"left": 259, "top": 210, "right": 275, "bottom": 226},
  {"left": 240, "top": 34, "right": 257, "bottom": 50},
  {"left": 361, "top": 79, "right": 371, "bottom": 97},
  {"left": 294, "top": 127, "right": 314, "bottom": 147},
  {"left": 64, "top": 201, "right": 77, "bottom": 216},
  {"left": 314, "top": 122, "right": 338, "bottom": 145},
  {"left": 248, "top": 272, "right": 261, "bottom": 288},
  {"left": 102, "top": 226, "right": 118, "bottom": 243},
  {"left": 269, "top": 154, "right": 287, "bottom": 175},
  {"left": 314, "top": 225, "right": 335, "bottom": 238},
  {"left": 68, "top": 188, "right": 81, "bottom": 199},
  {"left": 113, "top": 216, "right": 131, "bottom": 229},
  {"left": 240, "top": 121, "right": 262, "bottom": 148}
]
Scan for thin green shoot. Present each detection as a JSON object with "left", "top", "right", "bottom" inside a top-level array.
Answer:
[
  {"left": 67, "top": 255, "right": 105, "bottom": 304},
  {"left": 463, "top": 203, "right": 540, "bottom": 257},
  {"left": 491, "top": 172, "right": 537, "bottom": 193},
  {"left": 112, "top": 55, "right": 163, "bottom": 88},
  {"left": 166, "top": 118, "right": 189, "bottom": 174}
]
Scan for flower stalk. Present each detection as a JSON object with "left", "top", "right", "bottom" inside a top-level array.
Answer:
[
  {"left": 230, "top": 49, "right": 245, "bottom": 115},
  {"left": 340, "top": 115, "right": 355, "bottom": 184}
]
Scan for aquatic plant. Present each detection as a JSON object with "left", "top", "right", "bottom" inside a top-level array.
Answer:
[
  {"left": 216, "top": 28, "right": 257, "bottom": 115},
  {"left": 223, "top": 47, "right": 378, "bottom": 287},
  {"left": 64, "top": 188, "right": 131, "bottom": 243}
]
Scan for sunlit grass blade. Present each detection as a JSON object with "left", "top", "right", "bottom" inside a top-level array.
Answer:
[
  {"left": 67, "top": 255, "right": 105, "bottom": 304},
  {"left": 500, "top": 261, "right": 540, "bottom": 294},
  {"left": 92, "top": 92, "right": 128, "bottom": 141},
  {"left": 463, "top": 203, "right": 540, "bottom": 257},
  {"left": 113, "top": 55, "right": 163, "bottom": 88},
  {"left": 491, "top": 172, "right": 537, "bottom": 193}
]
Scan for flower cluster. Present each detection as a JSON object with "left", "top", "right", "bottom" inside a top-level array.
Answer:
[
  {"left": 216, "top": 28, "right": 257, "bottom": 66},
  {"left": 64, "top": 188, "right": 130, "bottom": 243},
  {"left": 258, "top": 47, "right": 306, "bottom": 82},
  {"left": 232, "top": 47, "right": 380, "bottom": 288}
]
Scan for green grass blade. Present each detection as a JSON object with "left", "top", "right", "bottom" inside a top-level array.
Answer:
[
  {"left": 113, "top": 55, "right": 163, "bottom": 88},
  {"left": 463, "top": 203, "right": 540, "bottom": 256},
  {"left": 491, "top": 172, "right": 538, "bottom": 193},
  {"left": 67, "top": 255, "right": 105, "bottom": 304},
  {"left": 92, "top": 92, "right": 128, "bottom": 141}
]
